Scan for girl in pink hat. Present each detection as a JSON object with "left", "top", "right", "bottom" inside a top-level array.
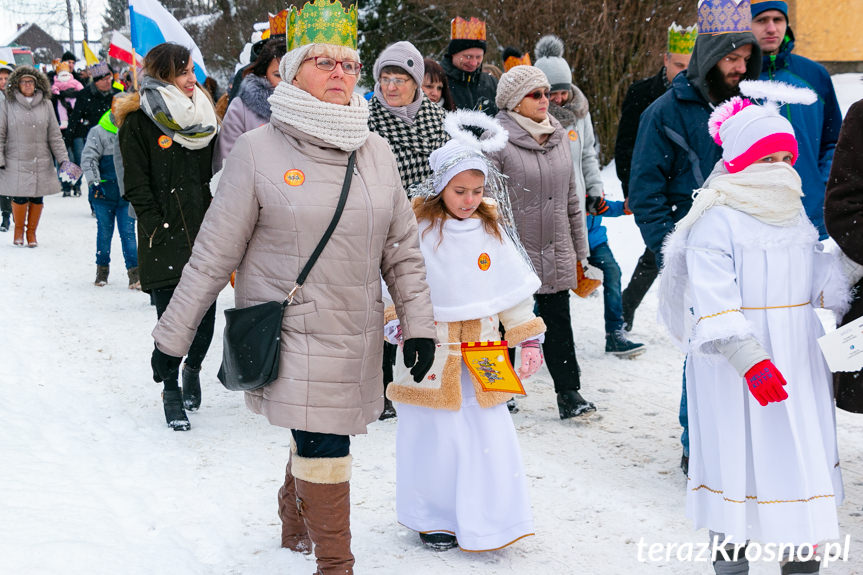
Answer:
[{"left": 658, "top": 82, "right": 849, "bottom": 574}]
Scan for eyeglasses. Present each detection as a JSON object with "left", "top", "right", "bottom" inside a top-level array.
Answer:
[
  {"left": 526, "top": 89, "right": 550, "bottom": 100},
  {"left": 459, "top": 54, "right": 483, "bottom": 62},
  {"left": 302, "top": 56, "right": 362, "bottom": 76},
  {"left": 19, "top": 78, "right": 36, "bottom": 85},
  {"left": 379, "top": 77, "right": 411, "bottom": 87}
]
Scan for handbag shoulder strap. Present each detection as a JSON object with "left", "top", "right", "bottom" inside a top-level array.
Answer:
[{"left": 286, "top": 150, "right": 356, "bottom": 304}]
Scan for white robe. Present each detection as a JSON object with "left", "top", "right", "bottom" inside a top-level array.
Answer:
[
  {"left": 659, "top": 206, "right": 847, "bottom": 546},
  {"left": 394, "top": 215, "right": 538, "bottom": 551}
]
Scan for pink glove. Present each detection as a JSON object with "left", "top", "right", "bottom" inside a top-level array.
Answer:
[
  {"left": 518, "top": 339, "right": 543, "bottom": 379},
  {"left": 744, "top": 359, "right": 788, "bottom": 406}
]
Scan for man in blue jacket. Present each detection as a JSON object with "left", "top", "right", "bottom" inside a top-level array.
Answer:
[
  {"left": 628, "top": 0, "right": 762, "bottom": 477},
  {"left": 751, "top": 0, "right": 841, "bottom": 239}
]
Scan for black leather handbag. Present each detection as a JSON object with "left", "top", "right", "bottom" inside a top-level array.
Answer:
[{"left": 217, "top": 151, "right": 356, "bottom": 391}]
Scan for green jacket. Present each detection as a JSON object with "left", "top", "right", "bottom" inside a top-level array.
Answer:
[{"left": 118, "top": 109, "right": 214, "bottom": 292}]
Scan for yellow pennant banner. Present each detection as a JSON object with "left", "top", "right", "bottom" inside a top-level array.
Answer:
[{"left": 461, "top": 340, "right": 525, "bottom": 396}]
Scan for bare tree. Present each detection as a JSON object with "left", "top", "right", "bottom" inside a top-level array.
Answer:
[
  {"left": 76, "top": 0, "right": 89, "bottom": 45},
  {"left": 65, "top": 0, "right": 75, "bottom": 52}
]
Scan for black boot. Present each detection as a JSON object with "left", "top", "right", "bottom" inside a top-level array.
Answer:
[
  {"left": 781, "top": 558, "right": 820, "bottom": 574},
  {"left": 506, "top": 398, "right": 519, "bottom": 413},
  {"left": 419, "top": 532, "right": 458, "bottom": 551},
  {"left": 162, "top": 389, "right": 190, "bottom": 431},
  {"left": 182, "top": 364, "right": 202, "bottom": 411},
  {"left": 0, "top": 212, "right": 9, "bottom": 232},
  {"left": 379, "top": 397, "right": 397, "bottom": 420},
  {"left": 557, "top": 390, "right": 596, "bottom": 419},
  {"left": 681, "top": 452, "right": 689, "bottom": 475}
]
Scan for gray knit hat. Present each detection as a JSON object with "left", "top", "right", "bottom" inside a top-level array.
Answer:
[
  {"left": 373, "top": 41, "right": 424, "bottom": 88},
  {"left": 533, "top": 35, "right": 571, "bottom": 92},
  {"left": 495, "top": 65, "right": 551, "bottom": 111}
]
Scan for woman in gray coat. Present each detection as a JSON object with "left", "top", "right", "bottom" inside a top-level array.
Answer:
[
  {"left": 0, "top": 66, "right": 70, "bottom": 247},
  {"left": 487, "top": 65, "right": 595, "bottom": 419}
]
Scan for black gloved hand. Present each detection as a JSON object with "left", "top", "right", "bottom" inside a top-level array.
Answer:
[
  {"left": 403, "top": 338, "right": 436, "bottom": 383},
  {"left": 151, "top": 344, "right": 182, "bottom": 383},
  {"left": 585, "top": 195, "right": 609, "bottom": 216},
  {"left": 89, "top": 182, "right": 104, "bottom": 199}
]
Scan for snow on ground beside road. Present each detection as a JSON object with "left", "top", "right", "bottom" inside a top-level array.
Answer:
[{"left": 1, "top": 75, "right": 862, "bottom": 575}]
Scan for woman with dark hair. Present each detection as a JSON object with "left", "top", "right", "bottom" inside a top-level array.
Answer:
[
  {"left": 115, "top": 42, "right": 219, "bottom": 431},
  {"left": 213, "top": 38, "right": 287, "bottom": 171},
  {"left": 0, "top": 66, "right": 72, "bottom": 247},
  {"left": 421, "top": 58, "right": 455, "bottom": 111}
]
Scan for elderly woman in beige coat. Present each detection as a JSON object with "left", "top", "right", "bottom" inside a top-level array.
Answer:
[
  {"left": 0, "top": 66, "right": 69, "bottom": 247},
  {"left": 148, "top": 22, "right": 437, "bottom": 575},
  {"left": 487, "top": 65, "right": 595, "bottom": 420}
]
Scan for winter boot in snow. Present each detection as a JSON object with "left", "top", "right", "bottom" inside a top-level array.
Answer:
[
  {"left": 94, "top": 265, "right": 109, "bottom": 286},
  {"left": 293, "top": 454, "right": 354, "bottom": 575},
  {"left": 419, "top": 532, "right": 458, "bottom": 551},
  {"left": 162, "top": 389, "right": 190, "bottom": 431},
  {"left": 506, "top": 398, "right": 519, "bottom": 413},
  {"left": 181, "top": 364, "right": 202, "bottom": 411},
  {"left": 557, "top": 390, "right": 596, "bottom": 419},
  {"left": 12, "top": 202, "right": 26, "bottom": 245},
  {"left": 605, "top": 330, "right": 646, "bottom": 358},
  {"left": 278, "top": 445, "right": 312, "bottom": 554},
  {"left": 127, "top": 267, "right": 141, "bottom": 290},
  {"left": 781, "top": 559, "right": 820, "bottom": 574},
  {"left": 25, "top": 202, "right": 43, "bottom": 247},
  {"left": 378, "top": 397, "right": 397, "bottom": 420},
  {"left": 0, "top": 211, "right": 9, "bottom": 232},
  {"left": 713, "top": 544, "right": 748, "bottom": 574}
]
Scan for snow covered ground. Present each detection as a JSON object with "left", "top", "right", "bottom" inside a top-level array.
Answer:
[{"left": 2, "top": 77, "right": 863, "bottom": 575}]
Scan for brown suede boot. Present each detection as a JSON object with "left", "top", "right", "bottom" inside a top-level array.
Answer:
[
  {"left": 11, "top": 202, "right": 26, "bottom": 246},
  {"left": 278, "top": 455, "right": 312, "bottom": 554},
  {"left": 25, "top": 202, "right": 43, "bottom": 247},
  {"left": 293, "top": 454, "right": 354, "bottom": 575}
]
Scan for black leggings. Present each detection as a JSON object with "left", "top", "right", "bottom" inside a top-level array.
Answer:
[
  {"left": 291, "top": 430, "right": 350, "bottom": 458},
  {"left": 152, "top": 285, "right": 216, "bottom": 371}
]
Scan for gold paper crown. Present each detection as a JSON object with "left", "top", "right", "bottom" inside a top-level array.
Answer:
[
  {"left": 287, "top": 0, "right": 358, "bottom": 51},
  {"left": 268, "top": 9, "right": 288, "bottom": 37},
  {"left": 451, "top": 17, "right": 486, "bottom": 41},
  {"left": 503, "top": 53, "right": 531, "bottom": 72},
  {"left": 667, "top": 23, "right": 698, "bottom": 54}
]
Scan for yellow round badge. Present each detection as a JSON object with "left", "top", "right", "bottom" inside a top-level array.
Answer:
[
  {"left": 568, "top": 130, "right": 578, "bottom": 142},
  {"left": 284, "top": 169, "right": 305, "bottom": 186},
  {"left": 478, "top": 252, "right": 491, "bottom": 271},
  {"left": 158, "top": 135, "right": 173, "bottom": 149}
]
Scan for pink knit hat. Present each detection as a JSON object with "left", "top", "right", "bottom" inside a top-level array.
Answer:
[{"left": 708, "top": 97, "right": 797, "bottom": 173}]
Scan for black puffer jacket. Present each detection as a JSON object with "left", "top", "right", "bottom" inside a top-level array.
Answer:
[
  {"left": 118, "top": 109, "right": 214, "bottom": 292},
  {"left": 440, "top": 56, "right": 498, "bottom": 117},
  {"left": 68, "top": 83, "right": 121, "bottom": 140}
]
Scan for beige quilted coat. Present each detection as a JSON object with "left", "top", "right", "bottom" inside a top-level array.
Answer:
[
  {"left": 0, "top": 68, "right": 68, "bottom": 198},
  {"left": 152, "top": 120, "right": 436, "bottom": 435}
]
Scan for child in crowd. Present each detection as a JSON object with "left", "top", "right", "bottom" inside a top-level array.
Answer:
[
  {"left": 52, "top": 62, "right": 84, "bottom": 197},
  {"left": 658, "top": 83, "right": 847, "bottom": 575},
  {"left": 80, "top": 102, "right": 139, "bottom": 288},
  {"left": 386, "top": 114, "right": 545, "bottom": 552}
]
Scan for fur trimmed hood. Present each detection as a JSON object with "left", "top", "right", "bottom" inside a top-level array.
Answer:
[
  {"left": 6, "top": 66, "right": 51, "bottom": 100},
  {"left": 238, "top": 74, "right": 274, "bottom": 120},
  {"left": 547, "top": 84, "right": 589, "bottom": 126}
]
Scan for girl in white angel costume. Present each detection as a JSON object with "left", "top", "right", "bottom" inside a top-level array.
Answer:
[
  {"left": 658, "top": 82, "right": 849, "bottom": 574},
  {"left": 385, "top": 111, "right": 546, "bottom": 553}
]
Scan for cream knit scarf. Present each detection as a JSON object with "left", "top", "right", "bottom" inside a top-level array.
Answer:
[
  {"left": 674, "top": 162, "right": 804, "bottom": 233},
  {"left": 507, "top": 110, "right": 555, "bottom": 143},
  {"left": 269, "top": 81, "right": 370, "bottom": 152}
]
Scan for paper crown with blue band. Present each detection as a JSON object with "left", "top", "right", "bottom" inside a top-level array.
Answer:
[{"left": 697, "top": 0, "right": 752, "bottom": 35}]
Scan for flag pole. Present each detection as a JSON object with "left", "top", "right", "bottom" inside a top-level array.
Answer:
[{"left": 132, "top": 49, "right": 139, "bottom": 91}]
